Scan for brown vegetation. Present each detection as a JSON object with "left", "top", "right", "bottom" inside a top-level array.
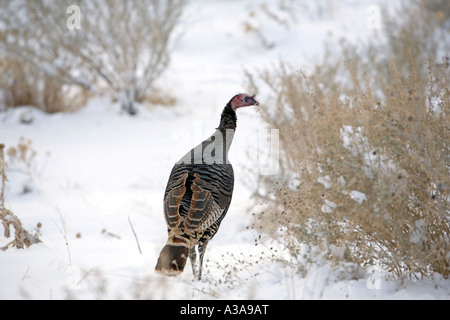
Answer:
[
  {"left": 0, "top": 144, "right": 41, "bottom": 251},
  {"left": 248, "top": 0, "right": 450, "bottom": 279},
  {"left": 0, "top": 0, "right": 185, "bottom": 114}
]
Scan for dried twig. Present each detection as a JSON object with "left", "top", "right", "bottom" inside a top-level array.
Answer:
[{"left": 128, "top": 216, "right": 142, "bottom": 255}]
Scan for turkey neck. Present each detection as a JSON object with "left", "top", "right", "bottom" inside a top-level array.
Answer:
[
  {"left": 214, "top": 103, "right": 237, "bottom": 162},
  {"left": 177, "top": 104, "right": 237, "bottom": 165},
  {"left": 218, "top": 103, "right": 237, "bottom": 131}
]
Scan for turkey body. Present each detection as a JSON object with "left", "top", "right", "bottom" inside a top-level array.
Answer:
[
  {"left": 155, "top": 94, "right": 258, "bottom": 280},
  {"left": 164, "top": 163, "right": 234, "bottom": 236},
  {"left": 160, "top": 162, "right": 233, "bottom": 277}
]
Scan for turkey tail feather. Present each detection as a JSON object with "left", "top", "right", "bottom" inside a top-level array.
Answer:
[{"left": 155, "top": 240, "right": 189, "bottom": 276}]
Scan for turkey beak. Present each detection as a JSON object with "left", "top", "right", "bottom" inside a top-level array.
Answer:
[{"left": 252, "top": 95, "right": 259, "bottom": 106}]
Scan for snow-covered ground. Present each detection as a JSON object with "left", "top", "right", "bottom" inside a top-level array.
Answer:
[{"left": 1, "top": 0, "right": 449, "bottom": 299}]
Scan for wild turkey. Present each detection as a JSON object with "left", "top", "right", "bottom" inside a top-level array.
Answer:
[{"left": 155, "top": 93, "right": 259, "bottom": 280}]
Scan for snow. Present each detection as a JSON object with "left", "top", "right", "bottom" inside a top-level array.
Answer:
[
  {"left": 1, "top": 0, "right": 449, "bottom": 300},
  {"left": 317, "top": 175, "right": 332, "bottom": 189},
  {"left": 349, "top": 190, "right": 367, "bottom": 205}
]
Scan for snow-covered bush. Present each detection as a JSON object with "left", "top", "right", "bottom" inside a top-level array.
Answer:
[
  {"left": 0, "top": 0, "right": 185, "bottom": 114},
  {"left": 248, "top": 1, "right": 450, "bottom": 279}
]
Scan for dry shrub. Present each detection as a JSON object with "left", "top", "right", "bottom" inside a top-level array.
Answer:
[
  {"left": 253, "top": 60, "right": 449, "bottom": 279},
  {"left": 243, "top": 1, "right": 337, "bottom": 50},
  {"left": 0, "top": 0, "right": 185, "bottom": 115},
  {"left": 0, "top": 39, "right": 89, "bottom": 113},
  {"left": 0, "top": 144, "right": 41, "bottom": 251},
  {"left": 6, "top": 138, "right": 37, "bottom": 171},
  {"left": 248, "top": 2, "right": 450, "bottom": 279},
  {"left": 5, "top": 137, "right": 48, "bottom": 194},
  {"left": 143, "top": 88, "right": 177, "bottom": 107}
]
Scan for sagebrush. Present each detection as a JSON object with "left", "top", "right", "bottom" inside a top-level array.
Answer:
[
  {"left": 0, "top": 0, "right": 185, "bottom": 114},
  {"left": 248, "top": 1, "right": 450, "bottom": 279}
]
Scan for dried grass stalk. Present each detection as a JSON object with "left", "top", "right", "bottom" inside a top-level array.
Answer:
[{"left": 0, "top": 144, "right": 40, "bottom": 251}]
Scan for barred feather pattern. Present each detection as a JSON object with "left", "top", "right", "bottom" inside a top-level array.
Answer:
[
  {"left": 155, "top": 162, "right": 234, "bottom": 277},
  {"left": 164, "top": 163, "right": 234, "bottom": 235}
]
